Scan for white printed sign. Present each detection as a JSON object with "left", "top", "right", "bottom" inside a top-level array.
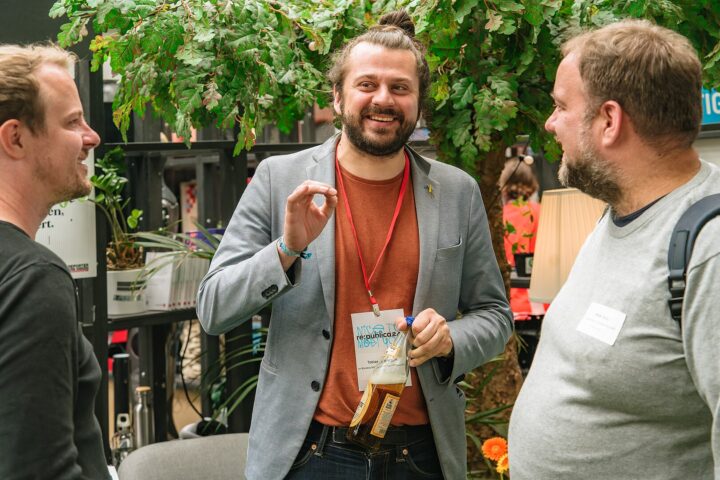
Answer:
[
  {"left": 351, "top": 309, "right": 412, "bottom": 391},
  {"left": 35, "top": 151, "right": 97, "bottom": 279}
]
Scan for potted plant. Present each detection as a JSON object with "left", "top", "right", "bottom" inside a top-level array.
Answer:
[
  {"left": 92, "top": 147, "right": 145, "bottom": 315},
  {"left": 133, "top": 224, "right": 219, "bottom": 311}
]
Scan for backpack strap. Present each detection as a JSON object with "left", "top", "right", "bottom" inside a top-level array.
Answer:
[{"left": 667, "top": 193, "right": 720, "bottom": 324}]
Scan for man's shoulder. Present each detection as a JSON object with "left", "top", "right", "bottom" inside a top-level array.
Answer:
[
  {"left": 261, "top": 140, "right": 333, "bottom": 170},
  {"left": 667, "top": 160, "right": 720, "bottom": 268},
  {"left": 0, "top": 222, "right": 70, "bottom": 285},
  {"left": 409, "top": 149, "right": 478, "bottom": 186},
  {"left": 698, "top": 159, "right": 720, "bottom": 192}
]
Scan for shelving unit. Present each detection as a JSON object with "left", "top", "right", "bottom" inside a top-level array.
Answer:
[{"left": 91, "top": 139, "right": 322, "bottom": 457}]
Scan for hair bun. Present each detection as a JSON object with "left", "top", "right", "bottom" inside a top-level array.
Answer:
[{"left": 378, "top": 10, "right": 415, "bottom": 38}]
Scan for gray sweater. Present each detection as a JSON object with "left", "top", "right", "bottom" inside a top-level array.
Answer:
[
  {"left": 0, "top": 221, "right": 110, "bottom": 480},
  {"left": 509, "top": 160, "right": 720, "bottom": 479}
]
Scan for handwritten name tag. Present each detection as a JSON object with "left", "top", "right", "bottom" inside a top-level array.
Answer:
[{"left": 576, "top": 302, "right": 626, "bottom": 346}]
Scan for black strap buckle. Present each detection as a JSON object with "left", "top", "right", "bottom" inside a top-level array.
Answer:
[{"left": 667, "top": 269, "right": 685, "bottom": 323}]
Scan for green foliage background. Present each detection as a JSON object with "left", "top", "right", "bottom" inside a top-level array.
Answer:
[{"left": 51, "top": 0, "right": 720, "bottom": 170}]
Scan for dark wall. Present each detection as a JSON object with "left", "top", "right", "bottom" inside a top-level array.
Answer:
[{"left": 0, "top": 0, "right": 89, "bottom": 54}]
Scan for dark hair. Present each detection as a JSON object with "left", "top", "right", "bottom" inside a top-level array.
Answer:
[{"left": 328, "top": 10, "right": 429, "bottom": 114}]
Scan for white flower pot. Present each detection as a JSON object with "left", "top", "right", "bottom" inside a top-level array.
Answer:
[{"left": 107, "top": 268, "right": 146, "bottom": 316}]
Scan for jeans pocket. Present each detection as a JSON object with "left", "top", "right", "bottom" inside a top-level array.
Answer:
[
  {"left": 402, "top": 441, "right": 443, "bottom": 478},
  {"left": 289, "top": 440, "right": 316, "bottom": 470}
]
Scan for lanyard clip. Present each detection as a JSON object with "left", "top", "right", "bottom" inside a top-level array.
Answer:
[{"left": 368, "top": 290, "right": 381, "bottom": 317}]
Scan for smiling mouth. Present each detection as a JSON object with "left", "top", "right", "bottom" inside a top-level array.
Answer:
[{"left": 367, "top": 114, "right": 396, "bottom": 123}]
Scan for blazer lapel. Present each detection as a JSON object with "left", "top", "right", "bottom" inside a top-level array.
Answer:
[
  {"left": 407, "top": 147, "right": 439, "bottom": 315},
  {"left": 306, "top": 136, "right": 339, "bottom": 328}
]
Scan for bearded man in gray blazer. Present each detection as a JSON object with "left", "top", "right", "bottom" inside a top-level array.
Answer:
[{"left": 197, "top": 10, "right": 512, "bottom": 480}]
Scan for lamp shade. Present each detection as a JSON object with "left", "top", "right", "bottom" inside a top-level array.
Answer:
[{"left": 528, "top": 188, "right": 606, "bottom": 303}]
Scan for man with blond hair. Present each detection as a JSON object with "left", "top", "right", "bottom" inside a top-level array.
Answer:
[
  {"left": 0, "top": 44, "right": 109, "bottom": 479},
  {"left": 509, "top": 20, "right": 720, "bottom": 478}
]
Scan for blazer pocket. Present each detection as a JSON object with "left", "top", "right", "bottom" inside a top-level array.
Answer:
[{"left": 436, "top": 238, "right": 463, "bottom": 262}]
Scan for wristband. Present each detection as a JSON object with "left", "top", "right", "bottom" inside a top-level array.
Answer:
[{"left": 278, "top": 237, "right": 312, "bottom": 259}]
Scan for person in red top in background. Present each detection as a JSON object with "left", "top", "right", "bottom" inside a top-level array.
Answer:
[{"left": 500, "top": 157, "right": 542, "bottom": 319}]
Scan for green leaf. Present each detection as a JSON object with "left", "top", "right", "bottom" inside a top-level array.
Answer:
[
  {"left": 523, "top": 2, "right": 545, "bottom": 27},
  {"left": 705, "top": 41, "right": 720, "bottom": 70},
  {"left": 176, "top": 46, "right": 206, "bottom": 67},
  {"left": 451, "top": 78, "right": 476, "bottom": 109},
  {"left": 194, "top": 28, "right": 216, "bottom": 43},
  {"left": 454, "top": 0, "right": 479, "bottom": 23},
  {"left": 48, "top": 1, "right": 66, "bottom": 18},
  {"left": 495, "top": 0, "right": 524, "bottom": 13},
  {"left": 460, "top": 140, "right": 479, "bottom": 165}
]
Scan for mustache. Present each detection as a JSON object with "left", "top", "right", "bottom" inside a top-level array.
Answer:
[{"left": 361, "top": 106, "right": 404, "bottom": 122}]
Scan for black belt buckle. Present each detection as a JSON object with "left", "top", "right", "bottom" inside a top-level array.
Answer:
[{"left": 330, "top": 426, "right": 351, "bottom": 444}]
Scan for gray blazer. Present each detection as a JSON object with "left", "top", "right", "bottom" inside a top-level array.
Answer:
[{"left": 197, "top": 136, "right": 512, "bottom": 479}]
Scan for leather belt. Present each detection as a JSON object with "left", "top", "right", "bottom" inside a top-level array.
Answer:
[{"left": 308, "top": 420, "right": 433, "bottom": 447}]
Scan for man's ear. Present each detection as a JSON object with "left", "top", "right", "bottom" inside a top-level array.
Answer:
[
  {"left": 333, "top": 86, "right": 342, "bottom": 117},
  {"left": 598, "top": 100, "right": 623, "bottom": 147},
  {"left": 0, "top": 120, "right": 27, "bottom": 159}
]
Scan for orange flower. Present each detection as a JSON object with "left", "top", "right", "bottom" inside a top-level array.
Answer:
[
  {"left": 496, "top": 453, "right": 509, "bottom": 474},
  {"left": 481, "top": 437, "right": 508, "bottom": 462}
]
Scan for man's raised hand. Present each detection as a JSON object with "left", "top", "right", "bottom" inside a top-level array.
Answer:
[{"left": 279, "top": 181, "right": 338, "bottom": 265}]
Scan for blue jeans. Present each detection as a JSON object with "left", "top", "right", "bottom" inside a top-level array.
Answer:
[{"left": 285, "top": 420, "right": 443, "bottom": 480}]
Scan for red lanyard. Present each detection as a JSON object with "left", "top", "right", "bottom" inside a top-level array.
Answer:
[{"left": 335, "top": 147, "right": 410, "bottom": 316}]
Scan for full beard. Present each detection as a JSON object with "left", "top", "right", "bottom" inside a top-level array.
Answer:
[
  {"left": 558, "top": 131, "right": 621, "bottom": 206},
  {"left": 340, "top": 104, "right": 416, "bottom": 157}
]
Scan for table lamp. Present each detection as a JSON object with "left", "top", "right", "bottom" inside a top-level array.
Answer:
[{"left": 528, "top": 188, "right": 606, "bottom": 303}]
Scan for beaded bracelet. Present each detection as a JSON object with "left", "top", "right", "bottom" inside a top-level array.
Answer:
[{"left": 278, "top": 237, "right": 312, "bottom": 259}]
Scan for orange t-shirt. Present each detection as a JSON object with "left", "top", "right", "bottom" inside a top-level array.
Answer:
[{"left": 313, "top": 164, "right": 430, "bottom": 427}]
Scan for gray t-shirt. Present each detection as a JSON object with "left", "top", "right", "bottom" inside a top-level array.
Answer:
[{"left": 509, "top": 160, "right": 720, "bottom": 479}]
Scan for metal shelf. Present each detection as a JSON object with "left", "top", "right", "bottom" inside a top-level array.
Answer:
[{"left": 108, "top": 308, "right": 197, "bottom": 331}]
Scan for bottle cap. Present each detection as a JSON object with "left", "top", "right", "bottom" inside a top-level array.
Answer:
[
  {"left": 135, "top": 386, "right": 151, "bottom": 393},
  {"left": 405, "top": 316, "right": 414, "bottom": 327}
]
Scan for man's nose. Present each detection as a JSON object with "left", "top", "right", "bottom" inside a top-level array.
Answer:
[
  {"left": 545, "top": 110, "right": 556, "bottom": 133},
  {"left": 84, "top": 123, "right": 101, "bottom": 149},
  {"left": 372, "top": 84, "right": 395, "bottom": 106}
]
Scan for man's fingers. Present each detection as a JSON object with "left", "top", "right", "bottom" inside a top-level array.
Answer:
[
  {"left": 412, "top": 320, "right": 436, "bottom": 346},
  {"left": 287, "top": 184, "right": 337, "bottom": 218},
  {"left": 395, "top": 316, "right": 408, "bottom": 332},
  {"left": 287, "top": 181, "right": 336, "bottom": 202},
  {"left": 318, "top": 190, "right": 338, "bottom": 216},
  {"left": 405, "top": 308, "right": 453, "bottom": 365},
  {"left": 408, "top": 334, "right": 443, "bottom": 366}
]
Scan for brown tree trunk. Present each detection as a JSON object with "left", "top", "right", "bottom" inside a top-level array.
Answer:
[{"left": 465, "top": 147, "right": 524, "bottom": 471}]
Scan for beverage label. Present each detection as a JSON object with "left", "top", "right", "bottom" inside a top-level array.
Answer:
[
  {"left": 349, "top": 385, "right": 372, "bottom": 428},
  {"left": 370, "top": 394, "right": 400, "bottom": 438}
]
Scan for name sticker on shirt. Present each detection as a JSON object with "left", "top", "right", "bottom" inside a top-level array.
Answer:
[
  {"left": 351, "top": 309, "right": 412, "bottom": 391},
  {"left": 576, "top": 302, "right": 626, "bottom": 346}
]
